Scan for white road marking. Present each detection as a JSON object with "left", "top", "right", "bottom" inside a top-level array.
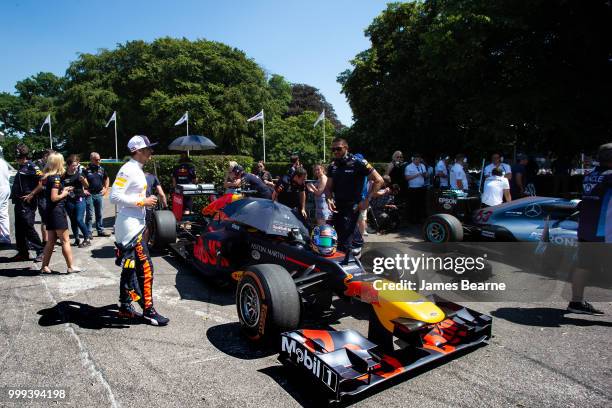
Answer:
[{"left": 40, "top": 275, "right": 120, "bottom": 408}]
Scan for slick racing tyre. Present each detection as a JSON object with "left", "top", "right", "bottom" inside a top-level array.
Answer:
[
  {"left": 151, "top": 210, "right": 177, "bottom": 249},
  {"left": 236, "top": 264, "right": 301, "bottom": 342},
  {"left": 423, "top": 213, "right": 464, "bottom": 243}
]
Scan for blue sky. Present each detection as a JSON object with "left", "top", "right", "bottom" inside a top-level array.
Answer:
[{"left": 0, "top": 0, "right": 390, "bottom": 125}]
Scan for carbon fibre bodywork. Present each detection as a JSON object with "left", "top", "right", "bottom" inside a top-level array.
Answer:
[
  {"left": 470, "top": 196, "right": 579, "bottom": 243},
  {"left": 279, "top": 297, "right": 492, "bottom": 401},
  {"left": 426, "top": 195, "right": 579, "bottom": 243},
  {"left": 164, "top": 198, "right": 492, "bottom": 401}
]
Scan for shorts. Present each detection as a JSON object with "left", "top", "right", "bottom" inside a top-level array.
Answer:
[
  {"left": 316, "top": 206, "right": 331, "bottom": 222},
  {"left": 358, "top": 209, "right": 367, "bottom": 221},
  {"left": 45, "top": 205, "right": 69, "bottom": 231}
]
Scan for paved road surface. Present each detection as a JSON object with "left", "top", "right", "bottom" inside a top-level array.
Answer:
[{"left": 0, "top": 198, "right": 610, "bottom": 407}]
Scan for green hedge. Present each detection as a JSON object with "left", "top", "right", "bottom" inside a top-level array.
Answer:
[
  {"left": 263, "top": 161, "right": 388, "bottom": 178},
  {"left": 143, "top": 155, "right": 254, "bottom": 193}
]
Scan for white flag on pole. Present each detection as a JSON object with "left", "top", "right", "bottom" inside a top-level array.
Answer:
[
  {"left": 40, "top": 114, "right": 51, "bottom": 132},
  {"left": 313, "top": 109, "right": 325, "bottom": 128},
  {"left": 174, "top": 111, "right": 188, "bottom": 126},
  {"left": 105, "top": 111, "right": 116, "bottom": 128},
  {"left": 247, "top": 110, "right": 264, "bottom": 122}
]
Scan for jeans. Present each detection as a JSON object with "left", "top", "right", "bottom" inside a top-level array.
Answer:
[
  {"left": 86, "top": 193, "right": 104, "bottom": 233},
  {"left": 66, "top": 198, "right": 90, "bottom": 242}
]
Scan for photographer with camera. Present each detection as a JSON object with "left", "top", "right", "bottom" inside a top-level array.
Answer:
[{"left": 63, "top": 154, "right": 91, "bottom": 248}]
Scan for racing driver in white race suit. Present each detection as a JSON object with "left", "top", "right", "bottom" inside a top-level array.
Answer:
[{"left": 110, "top": 135, "right": 169, "bottom": 326}]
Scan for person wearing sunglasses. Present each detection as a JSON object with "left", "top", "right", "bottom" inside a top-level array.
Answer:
[{"left": 324, "top": 138, "right": 383, "bottom": 258}]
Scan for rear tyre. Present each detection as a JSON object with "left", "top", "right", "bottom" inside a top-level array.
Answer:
[
  {"left": 151, "top": 210, "right": 177, "bottom": 249},
  {"left": 423, "top": 214, "right": 464, "bottom": 243},
  {"left": 236, "top": 264, "right": 301, "bottom": 342}
]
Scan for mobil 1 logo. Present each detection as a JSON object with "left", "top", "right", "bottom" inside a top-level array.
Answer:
[{"left": 281, "top": 335, "right": 338, "bottom": 393}]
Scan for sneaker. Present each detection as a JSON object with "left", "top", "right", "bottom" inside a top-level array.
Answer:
[
  {"left": 143, "top": 308, "right": 169, "bottom": 326},
  {"left": 88, "top": 234, "right": 94, "bottom": 240},
  {"left": 8, "top": 253, "right": 30, "bottom": 262},
  {"left": 34, "top": 252, "right": 44, "bottom": 263},
  {"left": 73, "top": 240, "right": 80, "bottom": 247},
  {"left": 84, "top": 239, "right": 91, "bottom": 247},
  {"left": 118, "top": 303, "right": 143, "bottom": 319},
  {"left": 78, "top": 241, "right": 87, "bottom": 248},
  {"left": 567, "top": 301, "right": 604, "bottom": 315},
  {"left": 98, "top": 230, "right": 111, "bottom": 237}
]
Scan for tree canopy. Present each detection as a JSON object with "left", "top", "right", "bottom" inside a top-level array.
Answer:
[
  {"left": 0, "top": 37, "right": 338, "bottom": 162},
  {"left": 286, "top": 84, "right": 343, "bottom": 130},
  {"left": 339, "top": 0, "right": 612, "bottom": 160}
]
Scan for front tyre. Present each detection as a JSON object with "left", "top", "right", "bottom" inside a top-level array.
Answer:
[
  {"left": 236, "top": 264, "right": 301, "bottom": 342},
  {"left": 423, "top": 214, "right": 464, "bottom": 243},
  {"left": 151, "top": 210, "right": 177, "bottom": 249}
]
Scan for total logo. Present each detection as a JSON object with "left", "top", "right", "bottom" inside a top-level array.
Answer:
[{"left": 281, "top": 336, "right": 338, "bottom": 392}]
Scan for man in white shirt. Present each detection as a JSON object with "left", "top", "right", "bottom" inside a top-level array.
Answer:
[
  {"left": 0, "top": 156, "right": 12, "bottom": 245},
  {"left": 404, "top": 154, "right": 427, "bottom": 222},
  {"left": 111, "top": 135, "right": 169, "bottom": 326},
  {"left": 483, "top": 153, "right": 512, "bottom": 180},
  {"left": 435, "top": 155, "right": 450, "bottom": 188},
  {"left": 450, "top": 154, "right": 469, "bottom": 190},
  {"left": 481, "top": 167, "right": 512, "bottom": 207}
]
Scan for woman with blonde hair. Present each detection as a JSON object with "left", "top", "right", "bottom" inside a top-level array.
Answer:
[{"left": 40, "top": 152, "right": 82, "bottom": 274}]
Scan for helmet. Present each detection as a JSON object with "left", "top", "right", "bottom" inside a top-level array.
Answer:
[{"left": 310, "top": 225, "right": 338, "bottom": 257}]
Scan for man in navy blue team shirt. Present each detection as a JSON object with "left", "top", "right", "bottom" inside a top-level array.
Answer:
[
  {"left": 172, "top": 152, "right": 197, "bottom": 214},
  {"left": 569, "top": 143, "right": 612, "bottom": 315},
  {"left": 85, "top": 152, "right": 111, "bottom": 237}
]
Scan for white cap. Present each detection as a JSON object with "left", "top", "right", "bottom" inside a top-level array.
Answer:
[{"left": 127, "top": 135, "right": 158, "bottom": 152}]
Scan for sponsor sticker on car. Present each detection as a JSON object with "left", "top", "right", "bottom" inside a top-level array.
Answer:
[{"left": 281, "top": 336, "right": 338, "bottom": 393}]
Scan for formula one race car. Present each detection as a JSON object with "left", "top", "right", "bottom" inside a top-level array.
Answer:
[
  {"left": 155, "top": 196, "right": 492, "bottom": 401},
  {"left": 424, "top": 192, "right": 579, "bottom": 244}
]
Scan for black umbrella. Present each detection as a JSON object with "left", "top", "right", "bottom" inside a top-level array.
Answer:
[
  {"left": 168, "top": 135, "right": 217, "bottom": 151},
  {"left": 222, "top": 198, "right": 308, "bottom": 237}
]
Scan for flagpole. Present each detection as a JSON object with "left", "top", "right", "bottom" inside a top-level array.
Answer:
[
  {"left": 48, "top": 117, "right": 53, "bottom": 149},
  {"left": 186, "top": 111, "right": 189, "bottom": 157},
  {"left": 114, "top": 112, "right": 118, "bottom": 161},
  {"left": 322, "top": 116, "right": 326, "bottom": 163},
  {"left": 262, "top": 110, "right": 266, "bottom": 163}
]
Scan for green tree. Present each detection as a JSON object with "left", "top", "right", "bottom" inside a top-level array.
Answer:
[
  {"left": 57, "top": 37, "right": 292, "bottom": 157},
  {"left": 264, "top": 111, "right": 335, "bottom": 164},
  {"left": 339, "top": 0, "right": 612, "bottom": 160},
  {"left": 286, "top": 84, "right": 343, "bottom": 130}
]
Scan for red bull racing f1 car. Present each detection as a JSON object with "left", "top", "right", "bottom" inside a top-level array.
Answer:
[{"left": 153, "top": 196, "right": 492, "bottom": 402}]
